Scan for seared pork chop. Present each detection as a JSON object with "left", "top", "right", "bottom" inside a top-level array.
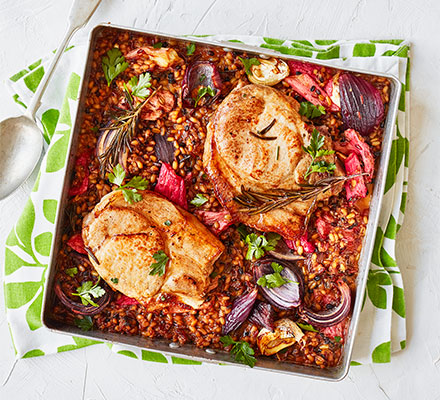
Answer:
[
  {"left": 203, "top": 84, "right": 343, "bottom": 239},
  {"left": 82, "top": 190, "right": 224, "bottom": 310}
]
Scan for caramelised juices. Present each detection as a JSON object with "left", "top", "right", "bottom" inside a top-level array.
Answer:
[{"left": 50, "top": 26, "right": 390, "bottom": 370}]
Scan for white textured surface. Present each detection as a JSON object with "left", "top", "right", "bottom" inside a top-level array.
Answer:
[{"left": 0, "top": 0, "right": 439, "bottom": 399}]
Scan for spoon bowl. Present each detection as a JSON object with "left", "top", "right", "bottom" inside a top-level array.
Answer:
[
  {"left": 0, "top": 116, "right": 43, "bottom": 199},
  {"left": 0, "top": 0, "right": 101, "bottom": 201}
]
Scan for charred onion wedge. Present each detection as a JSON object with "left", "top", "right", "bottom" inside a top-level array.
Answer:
[
  {"left": 181, "top": 61, "right": 222, "bottom": 108},
  {"left": 248, "top": 58, "right": 289, "bottom": 86},
  {"left": 300, "top": 280, "right": 352, "bottom": 327},
  {"left": 339, "top": 73, "right": 385, "bottom": 136},
  {"left": 248, "top": 301, "right": 275, "bottom": 331},
  {"left": 268, "top": 238, "right": 305, "bottom": 261},
  {"left": 54, "top": 281, "right": 112, "bottom": 316},
  {"left": 253, "top": 258, "right": 304, "bottom": 309},
  {"left": 223, "top": 288, "right": 258, "bottom": 334}
]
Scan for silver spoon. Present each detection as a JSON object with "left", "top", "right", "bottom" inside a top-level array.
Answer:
[{"left": 0, "top": 0, "right": 102, "bottom": 200}]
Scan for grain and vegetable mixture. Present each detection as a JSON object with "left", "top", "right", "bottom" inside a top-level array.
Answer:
[{"left": 50, "top": 27, "right": 390, "bottom": 369}]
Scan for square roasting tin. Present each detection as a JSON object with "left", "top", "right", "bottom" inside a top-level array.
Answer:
[{"left": 42, "top": 24, "right": 401, "bottom": 381}]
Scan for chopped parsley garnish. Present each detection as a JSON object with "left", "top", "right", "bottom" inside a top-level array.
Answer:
[
  {"left": 153, "top": 42, "right": 163, "bottom": 49},
  {"left": 245, "top": 232, "right": 280, "bottom": 260},
  {"left": 111, "top": 277, "right": 119, "bottom": 284},
  {"left": 65, "top": 267, "right": 78, "bottom": 277},
  {"left": 186, "top": 42, "right": 196, "bottom": 55},
  {"left": 302, "top": 129, "right": 336, "bottom": 178},
  {"left": 238, "top": 57, "right": 260, "bottom": 75},
  {"left": 257, "top": 262, "right": 296, "bottom": 288},
  {"left": 108, "top": 164, "right": 149, "bottom": 204},
  {"left": 190, "top": 193, "right": 208, "bottom": 207},
  {"left": 102, "top": 48, "right": 129, "bottom": 86},
  {"left": 297, "top": 323, "right": 318, "bottom": 332},
  {"left": 194, "top": 86, "right": 216, "bottom": 107},
  {"left": 71, "top": 279, "right": 105, "bottom": 307},
  {"left": 149, "top": 250, "right": 169, "bottom": 277},
  {"left": 164, "top": 220, "right": 172, "bottom": 226},
  {"left": 128, "top": 73, "right": 152, "bottom": 99},
  {"left": 220, "top": 336, "right": 256, "bottom": 368},
  {"left": 74, "top": 316, "right": 93, "bottom": 331},
  {"left": 299, "top": 101, "right": 326, "bottom": 119},
  {"left": 335, "top": 335, "right": 342, "bottom": 343}
]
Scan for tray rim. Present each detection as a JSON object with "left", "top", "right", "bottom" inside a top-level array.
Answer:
[{"left": 41, "top": 23, "right": 402, "bottom": 382}]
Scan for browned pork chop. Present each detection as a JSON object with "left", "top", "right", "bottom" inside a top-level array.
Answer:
[
  {"left": 82, "top": 190, "right": 224, "bottom": 310},
  {"left": 203, "top": 84, "right": 343, "bottom": 239}
]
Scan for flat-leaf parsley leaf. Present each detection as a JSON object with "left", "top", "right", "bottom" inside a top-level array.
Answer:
[
  {"left": 65, "top": 267, "right": 78, "bottom": 277},
  {"left": 102, "top": 48, "right": 129, "bottom": 86},
  {"left": 245, "top": 232, "right": 280, "bottom": 260},
  {"left": 149, "top": 250, "right": 169, "bottom": 276},
  {"left": 220, "top": 336, "right": 256, "bottom": 367},
  {"left": 74, "top": 316, "right": 93, "bottom": 331},
  {"left": 128, "top": 73, "right": 152, "bottom": 99},
  {"left": 238, "top": 57, "right": 261, "bottom": 75},
  {"left": 190, "top": 193, "right": 208, "bottom": 207},
  {"left": 297, "top": 322, "right": 318, "bottom": 332},
  {"left": 108, "top": 164, "right": 149, "bottom": 204},
  {"left": 299, "top": 101, "right": 326, "bottom": 119},
  {"left": 257, "top": 262, "right": 296, "bottom": 288},
  {"left": 186, "top": 42, "right": 196, "bottom": 55},
  {"left": 194, "top": 86, "right": 216, "bottom": 107},
  {"left": 71, "top": 279, "right": 105, "bottom": 307},
  {"left": 302, "top": 129, "right": 336, "bottom": 178}
]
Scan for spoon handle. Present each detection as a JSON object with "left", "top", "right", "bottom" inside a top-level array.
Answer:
[{"left": 25, "top": 0, "right": 102, "bottom": 120}]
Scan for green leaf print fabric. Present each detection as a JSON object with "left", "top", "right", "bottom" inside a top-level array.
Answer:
[{"left": 3, "top": 36, "right": 410, "bottom": 366}]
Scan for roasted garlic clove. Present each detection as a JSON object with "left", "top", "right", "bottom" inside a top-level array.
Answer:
[
  {"left": 257, "top": 318, "right": 304, "bottom": 356},
  {"left": 248, "top": 58, "right": 290, "bottom": 86}
]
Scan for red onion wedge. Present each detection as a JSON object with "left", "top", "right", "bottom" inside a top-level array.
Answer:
[
  {"left": 339, "top": 73, "right": 385, "bottom": 136},
  {"left": 96, "top": 125, "right": 128, "bottom": 172},
  {"left": 268, "top": 239, "right": 305, "bottom": 261},
  {"left": 154, "top": 162, "right": 188, "bottom": 209},
  {"left": 182, "top": 61, "right": 222, "bottom": 108},
  {"left": 154, "top": 133, "right": 175, "bottom": 164},
  {"left": 223, "top": 288, "right": 258, "bottom": 334},
  {"left": 55, "top": 282, "right": 112, "bottom": 316},
  {"left": 253, "top": 259, "right": 304, "bottom": 310},
  {"left": 248, "top": 301, "right": 275, "bottom": 331},
  {"left": 300, "top": 280, "right": 352, "bottom": 327}
]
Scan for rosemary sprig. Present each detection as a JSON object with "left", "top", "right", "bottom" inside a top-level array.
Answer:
[
  {"left": 248, "top": 118, "right": 277, "bottom": 140},
  {"left": 98, "top": 86, "right": 162, "bottom": 175},
  {"left": 234, "top": 174, "right": 365, "bottom": 215}
]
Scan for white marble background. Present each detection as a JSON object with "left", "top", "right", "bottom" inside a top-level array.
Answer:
[{"left": 0, "top": 0, "right": 439, "bottom": 399}]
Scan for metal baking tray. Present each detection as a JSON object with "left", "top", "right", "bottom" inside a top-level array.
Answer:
[{"left": 42, "top": 23, "right": 401, "bottom": 381}]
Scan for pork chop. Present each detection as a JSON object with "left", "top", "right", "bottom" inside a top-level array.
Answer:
[
  {"left": 203, "top": 84, "right": 343, "bottom": 239},
  {"left": 82, "top": 190, "right": 224, "bottom": 310}
]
